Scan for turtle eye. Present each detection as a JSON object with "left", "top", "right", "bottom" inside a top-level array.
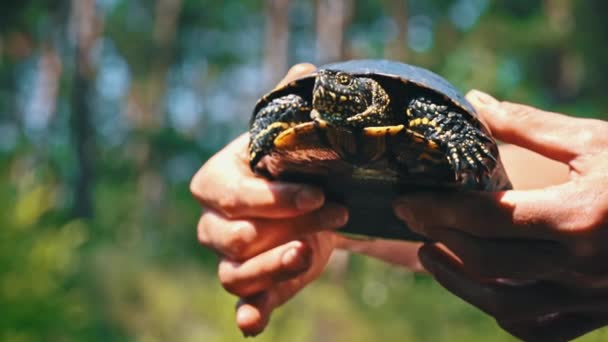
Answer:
[{"left": 336, "top": 73, "right": 352, "bottom": 86}]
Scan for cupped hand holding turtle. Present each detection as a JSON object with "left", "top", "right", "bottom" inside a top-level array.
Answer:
[
  {"left": 190, "top": 64, "right": 351, "bottom": 337},
  {"left": 394, "top": 90, "right": 608, "bottom": 341}
]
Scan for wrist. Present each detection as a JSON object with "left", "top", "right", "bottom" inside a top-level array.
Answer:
[{"left": 335, "top": 235, "right": 426, "bottom": 272}]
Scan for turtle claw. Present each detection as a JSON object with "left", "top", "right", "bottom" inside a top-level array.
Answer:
[{"left": 447, "top": 140, "right": 496, "bottom": 186}]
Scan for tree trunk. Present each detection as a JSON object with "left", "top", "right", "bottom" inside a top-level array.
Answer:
[
  {"left": 69, "top": 0, "right": 101, "bottom": 218},
  {"left": 263, "top": 0, "right": 290, "bottom": 87},
  {"left": 384, "top": 0, "right": 408, "bottom": 61},
  {"left": 314, "top": 0, "right": 353, "bottom": 64}
]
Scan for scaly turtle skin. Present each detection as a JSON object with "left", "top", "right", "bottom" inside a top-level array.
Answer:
[{"left": 249, "top": 59, "right": 512, "bottom": 241}]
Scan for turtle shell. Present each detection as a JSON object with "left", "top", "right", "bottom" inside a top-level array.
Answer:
[
  {"left": 254, "top": 59, "right": 477, "bottom": 126},
  {"left": 250, "top": 59, "right": 512, "bottom": 241}
]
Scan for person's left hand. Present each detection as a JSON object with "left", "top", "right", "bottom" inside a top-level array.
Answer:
[{"left": 394, "top": 90, "right": 608, "bottom": 341}]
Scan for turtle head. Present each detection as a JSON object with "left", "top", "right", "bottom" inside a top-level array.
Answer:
[{"left": 312, "top": 70, "right": 377, "bottom": 125}]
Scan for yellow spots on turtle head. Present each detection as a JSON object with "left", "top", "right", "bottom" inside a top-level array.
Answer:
[{"left": 329, "top": 91, "right": 336, "bottom": 100}]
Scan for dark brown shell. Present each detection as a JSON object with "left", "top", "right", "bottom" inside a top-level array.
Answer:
[{"left": 254, "top": 59, "right": 480, "bottom": 129}]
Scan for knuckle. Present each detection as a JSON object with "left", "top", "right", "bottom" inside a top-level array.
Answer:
[
  {"left": 189, "top": 169, "right": 207, "bottom": 200},
  {"left": 574, "top": 127, "right": 598, "bottom": 151},
  {"left": 217, "top": 260, "right": 239, "bottom": 292},
  {"left": 500, "top": 101, "right": 535, "bottom": 121},
  {"left": 579, "top": 119, "right": 608, "bottom": 147},
  {"left": 216, "top": 191, "right": 242, "bottom": 219},
  {"left": 576, "top": 200, "right": 605, "bottom": 233},
  {"left": 196, "top": 214, "right": 212, "bottom": 246},
  {"left": 222, "top": 221, "right": 256, "bottom": 260}
]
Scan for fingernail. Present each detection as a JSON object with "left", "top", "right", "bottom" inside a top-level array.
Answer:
[
  {"left": 295, "top": 187, "right": 324, "bottom": 211},
  {"left": 320, "top": 204, "right": 349, "bottom": 227},
  {"left": 467, "top": 89, "right": 499, "bottom": 107},
  {"left": 281, "top": 244, "right": 312, "bottom": 273}
]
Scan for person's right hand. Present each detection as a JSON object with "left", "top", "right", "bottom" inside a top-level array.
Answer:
[
  {"left": 394, "top": 90, "right": 608, "bottom": 341},
  {"left": 190, "top": 64, "right": 349, "bottom": 337}
]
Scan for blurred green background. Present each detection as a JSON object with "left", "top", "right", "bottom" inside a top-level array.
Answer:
[{"left": 1, "top": 0, "right": 607, "bottom": 341}]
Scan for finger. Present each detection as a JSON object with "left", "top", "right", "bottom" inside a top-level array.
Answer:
[
  {"left": 198, "top": 204, "right": 348, "bottom": 261},
  {"left": 218, "top": 240, "right": 312, "bottom": 297},
  {"left": 501, "top": 313, "right": 608, "bottom": 342},
  {"left": 235, "top": 230, "right": 336, "bottom": 336},
  {"left": 420, "top": 227, "right": 566, "bottom": 279},
  {"left": 274, "top": 63, "right": 316, "bottom": 89},
  {"left": 419, "top": 244, "right": 608, "bottom": 321},
  {"left": 394, "top": 185, "right": 581, "bottom": 241},
  {"left": 235, "top": 269, "right": 316, "bottom": 337},
  {"left": 235, "top": 281, "right": 305, "bottom": 337},
  {"left": 190, "top": 134, "right": 326, "bottom": 218},
  {"left": 466, "top": 90, "right": 607, "bottom": 163},
  {"left": 235, "top": 292, "right": 273, "bottom": 337}
]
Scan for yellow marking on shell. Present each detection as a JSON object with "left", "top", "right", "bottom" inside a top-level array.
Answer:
[
  {"left": 329, "top": 92, "right": 336, "bottom": 100},
  {"left": 421, "top": 117, "right": 429, "bottom": 125},
  {"left": 409, "top": 118, "right": 422, "bottom": 127},
  {"left": 363, "top": 125, "right": 404, "bottom": 137},
  {"left": 339, "top": 95, "right": 348, "bottom": 102},
  {"left": 406, "top": 108, "right": 413, "bottom": 117}
]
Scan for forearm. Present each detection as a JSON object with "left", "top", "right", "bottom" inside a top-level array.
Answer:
[{"left": 335, "top": 235, "right": 425, "bottom": 272}]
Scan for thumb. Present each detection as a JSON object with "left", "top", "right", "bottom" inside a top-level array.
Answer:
[
  {"left": 466, "top": 90, "right": 592, "bottom": 164},
  {"left": 274, "top": 63, "right": 316, "bottom": 90}
]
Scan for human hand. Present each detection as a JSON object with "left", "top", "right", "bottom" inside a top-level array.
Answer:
[
  {"left": 190, "top": 64, "right": 348, "bottom": 337},
  {"left": 394, "top": 90, "right": 608, "bottom": 340}
]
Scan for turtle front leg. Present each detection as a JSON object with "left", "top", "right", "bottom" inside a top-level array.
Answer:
[
  {"left": 249, "top": 94, "right": 311, "bottom": 169},
  {"left": 406, "top": 97, "right": 497, "bottom": 184}
]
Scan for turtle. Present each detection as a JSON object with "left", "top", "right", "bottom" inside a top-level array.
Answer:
[{"left": 248, "top": 59, "right": 512, "bottom": 241}]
